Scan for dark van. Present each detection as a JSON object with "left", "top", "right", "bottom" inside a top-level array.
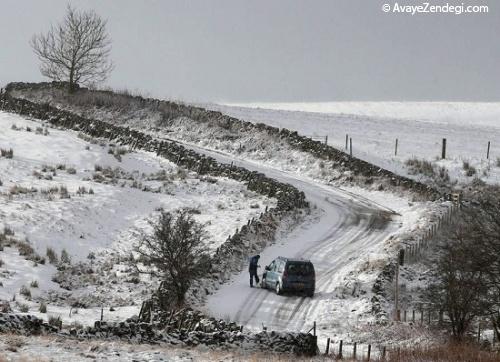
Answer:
[{"left": 261, "top": 257, "right": 315, "bottom": 297}]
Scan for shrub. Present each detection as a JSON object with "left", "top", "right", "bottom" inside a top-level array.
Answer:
[
  {"left": 0, "top": 148, "right": 14, "bottom": 158},
  {"left": 48, "top": 315, "right": 62, "bottom": 329},
  {"left": 56, "top": 164, "right": 66, "bottom": 170},
  {"left": 94, "top": 164, "right": 103, "bottom": 172},
  {"left": 66, "top": 167, "right": 77, "bottom": 174},
  {"left": 76, "top": 186, "right": 88, "bottom": 195},
  {"left": 9, "top": 185, "right": 36, "bottom": 195},
  {"left": 59, "top": 185, "right": 70, "bottom": 199},
  {"left": 30, "top": 280, "right": 39, "bottom": 288},
  {"left": 3, "top": 226, "right": 14, "bottom": 236},
  {"left": 60, "top": 249, "right": 71, "bottom": 264},
  {"left": 39, "top": 301, "right": 47, "bottom": 313},
  {"left": 46, "top": 247, "right": 58, "bottom": 264},
  {"left": 17, "top": 242, "right": 45, "bottom": 264},
  {"left": 463, "top": 161, "right": 477, "bottom": 176},
  {"left": 17, "top": 242, "right": 34, "bottom": 257},
  {"left": 19, "top": 285, "right": 31, "bottom": 299}
]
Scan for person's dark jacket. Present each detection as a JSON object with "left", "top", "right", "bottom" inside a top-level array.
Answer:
[{"left": 249, "top": 255, "right": 259, "bottom": 272}]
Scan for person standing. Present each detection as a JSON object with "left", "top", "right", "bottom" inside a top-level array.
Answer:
[{"left": 249, "top": 254, "right": 260, "bottom": 287}]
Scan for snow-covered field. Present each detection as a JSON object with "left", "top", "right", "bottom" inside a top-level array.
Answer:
[
  {"left": 1, "top": 92, "right": 460, "bottom": 355},
  {"left": 209, "top": 102, "right": 500, "bottom": 185},
  {"left": 0, "top": 111, "right": 275, "bottom": 326}
]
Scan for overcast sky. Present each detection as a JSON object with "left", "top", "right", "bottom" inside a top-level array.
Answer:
[{"left": 1, "top": 0, "right": 499, "bottom": 102}]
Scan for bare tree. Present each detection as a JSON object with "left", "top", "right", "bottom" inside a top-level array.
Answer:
[
  {"left": 30, "top": 5, "right": 113, "bottom": 93},
  {"left": 135, "top": 209, "right": 211, "bottom": 308},
  {"left": 427, "top": 186, "right": 500, "bottom": 340}
]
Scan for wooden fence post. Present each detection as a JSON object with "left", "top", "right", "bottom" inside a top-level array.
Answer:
[
  {"left": 367, "top": 344, "right": 371, "bottom": 361},
  {"left": 395, "top": 138, "right": 398, "bottom": 156},
  {"left": 313, "top": 321, "right": 316, "bottom": 336},
  {"left": 325, "top": 337, "right": 330, "bottom": 355},
  {"left": 478, "top": 323, "right": 481, "bottom": 343},
  {"left": 100, "top": 307, "right": 104, "bottom": 322},
  {"left": 412, "top": 310, "right": 415, "bottom": 323},
  {"left": 349, "top": 138, "right": 353, "bottom": 157},
  {"left": 442, "top": 138, "right": 447, "bottom": 159},
  {"left": 353, "top": 342, "right": 357, "bottom": 359},
  {"left": 345, "top": 134, "right": 349, "bottom": 150},
  {"left": 382, "top": 346, "right": 386, "bottom": 360},
  {"left": 325, "top": 135, "right": 328, "bottom": 145},
  {"left": 339, "top": 340, "right": 343, "bottom": 359},
  {"left": 487, "top": 141, "right": 491, "bottom": 159}
]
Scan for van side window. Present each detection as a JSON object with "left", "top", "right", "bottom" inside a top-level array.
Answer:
[
  {"left": 277, "top": 260, "right": 285, "bottom": 273},
  {"left": 269, "top": 261, "right": 276, "bottom": 271}
]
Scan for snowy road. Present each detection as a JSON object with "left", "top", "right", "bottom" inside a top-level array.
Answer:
[{"left": 172, "top": 140, "right": 399, "bottom": 334}]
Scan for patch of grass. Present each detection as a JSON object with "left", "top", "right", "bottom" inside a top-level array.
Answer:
[
  {"left": 3, "top": 226, "right": 14, "bottom": 236},
  {"left": 0, "top": 148, "right": 14, "bottom": 158},
  {"left": 48, "top": 315, "right": 62, "bottom": 329},
  {"left": 19, "top": 285, "right": 31, "bottom": 299},
  {"left": 5, "top": 335, "right": 25, "bottom": 352},
  {"left": 9, "top": 185, "right": 37, "bottom": 195},
  {"left": 17, "top": 242, "right": 34, "bottom": 257},
  {"left": 388, "top": 342, "right": 500, "bottom": 362},
  {"left": 39, "top": 301, "right": 47, "bottom": 313},
  {"left": 405, "top": 158, "right": 435, "bottom": 177},
  {"left": 58, "top": 185, "right": 70, "bottom": 199},
  {"left": 17, "top": 241, "right": 46, "bottom": 265},
  {"left": 60, "top": 249, "right": 71, "bottom": 264},
  {"left": 46, "top": 247, "right": 58, "bottom": 264},
  {"left": 76, "top": 186, "right": 89, "bottom": 195}
]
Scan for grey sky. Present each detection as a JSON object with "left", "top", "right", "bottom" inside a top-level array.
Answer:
[{"left": 1, "top": 0, "right": 499, "bottom": 102}]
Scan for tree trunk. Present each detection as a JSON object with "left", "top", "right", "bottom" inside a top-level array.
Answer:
[{"left": 69, "top": 67, "right": 75, "bottom": 93}]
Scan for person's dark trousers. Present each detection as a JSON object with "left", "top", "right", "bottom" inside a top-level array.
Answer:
[{"left": 249, "top": 269, "right": 260, "bottom": 287}]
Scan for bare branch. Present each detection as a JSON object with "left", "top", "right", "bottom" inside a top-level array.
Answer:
[{"left": 30, "top": 4, "right": 113, "bottom": 92}]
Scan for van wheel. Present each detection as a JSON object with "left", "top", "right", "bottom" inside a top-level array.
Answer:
[
  {"left": 275, "top": 282, "right": 282, "bottom": 295},
  {"left": 261, "top": 278, "right": 266, "bottom": 289}
]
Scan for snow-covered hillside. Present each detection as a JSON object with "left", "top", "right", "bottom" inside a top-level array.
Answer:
[
  {"left": 0, "top": 110, "right": 275, "bottom": 326},
  {"left": 210, "top": 102, "right": 500, "bottom": 185}
]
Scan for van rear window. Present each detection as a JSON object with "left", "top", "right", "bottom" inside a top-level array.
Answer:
[{"left": 287, "top": 262, "right": 313, "bottom": 276}]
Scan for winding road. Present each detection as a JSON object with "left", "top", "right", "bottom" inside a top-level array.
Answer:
[{"left": 175, "top": 141, "right": 399, "bottom": 334}]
